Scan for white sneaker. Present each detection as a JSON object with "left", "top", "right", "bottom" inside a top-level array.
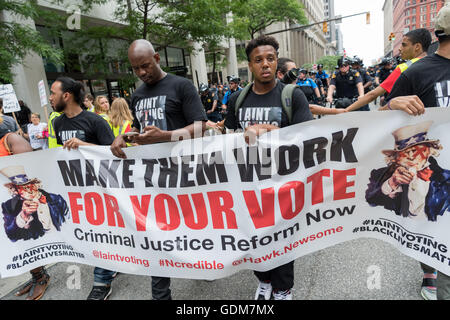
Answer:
[
  {"left": 273, "top": 289, "right": 292, "bottom": 300},
  {"left": 421, "top": 287, "right": 437, "bottom": 300},
  {"left": 255, "top": 282, "right": 272, "bottom": 300}
]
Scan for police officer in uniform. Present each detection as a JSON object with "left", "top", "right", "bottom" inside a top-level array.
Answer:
[
  {"left": 296, "top": 69, "right": 321, "bottom": 104},
  {"left": 316, "top": 64, "right": 330, "bottom": 89},
  {"left": 350, "top": 56, "right": 372, "bottom": 111},
  {"left": 375, "top": 58, "right": 394, "bottom": 105},
  {"left": 199, "top": 83, "right": 221, "bottom": 122},
  {"left": 221, "top": 75, "right": 241, "bottom": 116},
  {"left": 326, "top": 57, "right": 364, "bottom": 109},
  {"left": 375, "top": 58, "right": 394, "bottom": 85},
  {"left": 310, "top": 70, "right": 325, "bottom": 98}
]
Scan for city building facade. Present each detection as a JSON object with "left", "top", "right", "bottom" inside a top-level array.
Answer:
[
  {"left": 383, "top": 0, "right": 394, "bottom": 57},
  {"left": 324, "top": 0, "right": 338, "bottom": 56},
  {"left": 392, "top": 0, "right": 446, "bottom": 56}
]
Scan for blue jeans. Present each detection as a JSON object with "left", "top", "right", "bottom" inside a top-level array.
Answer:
[
  {"left": 94, "top": 268, "right": 171, "bottom": 299},
  {"left": 94, "top": 267, "right": 115, "bottom": 285}
]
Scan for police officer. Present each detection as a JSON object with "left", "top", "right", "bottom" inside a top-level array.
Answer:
[
  {"left": 199, "top": 83, "right": 221, "bottom": 122},
  {"left": 316, "top": 64, "right": 330, "bottom": 89},
  {"left": 221, "top": 75, "right": 241, "bottom": 115},
  {"left": 351, "top": 57, "right": 372, "bottom": 93},
  {"left": 296, "top": 69, "right": 321, "bottom": 104},
  {"left": 350, "top": 57, "right": 372, "bottom": 111},
  {"left": 310, "top": 70, "right": 325, "bottom": 98},
  {"left": 327, "top": 57, "right": 364, "bottom": 109},
  {"left": 375, "top": 58, "right": 394, "bottom": 105},
  {"left": 375, "top": 58, "right": 394, "bottom": 86}
]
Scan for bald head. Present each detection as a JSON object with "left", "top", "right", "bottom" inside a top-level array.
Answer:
[
  {"left": 128, "top": 39, "right": 155, "bottom": 59},
  {"left": 128, "top": 39, "right": 165, "bottom": 85}
]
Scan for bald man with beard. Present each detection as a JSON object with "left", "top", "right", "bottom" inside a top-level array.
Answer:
[{"left": 110, "top": 40, "right": 207, "bottom": 300}]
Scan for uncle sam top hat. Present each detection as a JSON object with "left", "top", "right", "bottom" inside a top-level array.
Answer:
[
  {"left": 382, "top": 121, "right": 440, "bottom": 157},
  {"left": 0, "top": 166, "right": 40, "bottom": 186}
]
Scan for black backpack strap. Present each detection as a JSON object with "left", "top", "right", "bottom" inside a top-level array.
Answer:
[{"left": 234, "top": 83, "right": 253, "bottom": 118}]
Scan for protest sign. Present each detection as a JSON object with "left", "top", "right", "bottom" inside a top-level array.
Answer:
[
  {"left": 0, "top": 108, "right": 449, "bottom": 279},
  {"left": 0, "top": 84, "right": 21, "bottom": 113}
]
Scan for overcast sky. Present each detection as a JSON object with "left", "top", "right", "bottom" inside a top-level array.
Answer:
[{"left": 335, "top": 0, "right": 385, "bottom": 65}]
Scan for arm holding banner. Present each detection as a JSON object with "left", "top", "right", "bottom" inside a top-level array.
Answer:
[{"left": 379, "top": 95, "right": 425, "bottom": 116}]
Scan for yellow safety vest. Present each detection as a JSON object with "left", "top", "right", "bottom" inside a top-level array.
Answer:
[
  {"left": 112, "top": 120, "right": 133, "bottom": 146},
  {"left": 398, "top": 57, "right": 420, "bottom": 73},
  {"left": 97, "top": 113, "right": 112, "bottom": 128},
  {"left": 112, "top": 120, "right": 132, "bottom": 137},
  {"left": 48, "top": 111, "right": 63, "bottom": 149}
]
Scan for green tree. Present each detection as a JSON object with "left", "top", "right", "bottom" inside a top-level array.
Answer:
[
  {"left": 0, "top": 1, "right": 60, "bottom": 83},
  {"left": 316, "top": 55, "right": 340, "bottom": 74},
  {"left": 230, "top": 0, "right": 308, "bottom": 40},
  {"left": 0, "top": 0, "right": 111, "bottom": 84}
]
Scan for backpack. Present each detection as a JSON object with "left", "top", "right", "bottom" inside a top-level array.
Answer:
[{"left": 234, "top": 82, "right": 298, "bottom": 124}]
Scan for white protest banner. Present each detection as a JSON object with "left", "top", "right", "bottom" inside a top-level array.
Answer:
[
  {"left": 38, "top": 80, "right": 48, "bottom": 108},
  {"left": 0, "top": 84, "right": 21, "bottom": 113},
  {"left": 0, "top": 108, "right": 449, "bottom": 279}
]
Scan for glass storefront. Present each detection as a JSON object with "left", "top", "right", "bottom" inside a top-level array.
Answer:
[{"left": 37, "top": 26, "right": 190, "bottom": 101}]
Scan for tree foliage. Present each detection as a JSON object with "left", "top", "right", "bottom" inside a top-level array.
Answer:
[
  {"left": 230, "top": 0, "right": 308, "bottom": 40},
  {"left": 315, "top": 55, "right": 340, "bottom": 74}
]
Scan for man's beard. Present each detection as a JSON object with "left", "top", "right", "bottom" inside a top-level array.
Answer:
[{"left": 54, "top": 99, "right": 66, "bottom": 112}]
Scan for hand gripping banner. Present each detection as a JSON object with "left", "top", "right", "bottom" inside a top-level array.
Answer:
[{"left": 0, "top": 108, "right": 449, "bottom": 279}]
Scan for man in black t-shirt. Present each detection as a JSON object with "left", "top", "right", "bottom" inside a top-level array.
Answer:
[
  {"left": 49, "top": 77, "right": 116, "bottom": 301},
  {"left": 110, "top": 39, "right": 207, "bottom": 300},
  {"left": 50, "top": 78, "right": 114, "bottom": 149},
  {"left": 379, "top": 5, "right": 450, "bottom": 300},
  {"left": 225, "top": 35, "right": 313, "bottom": 301}
]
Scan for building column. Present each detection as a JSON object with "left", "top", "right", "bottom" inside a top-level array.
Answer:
[
  {"left": 226, "top": 14, "right": 239, "bottom": 78},
  {"left": 189, "top": 42, "right": 208, "bottom": 89}
]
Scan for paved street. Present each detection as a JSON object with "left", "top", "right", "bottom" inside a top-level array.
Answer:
[{"left": 0, "top": 238, "right": 424, "bottom": 300}]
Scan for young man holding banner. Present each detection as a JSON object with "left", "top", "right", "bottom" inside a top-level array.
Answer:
[
  {"left": 49, "top": 76, "right": 117, "bottom": 300},
  {"left": 381, "top": 4, "right": 450, "bottom": 300},
  {"left": 110, "top": 39, "right": 207, "bottom": 300},
  {"left": 224, "top": 35, "right": 313, "bottom": 300}
]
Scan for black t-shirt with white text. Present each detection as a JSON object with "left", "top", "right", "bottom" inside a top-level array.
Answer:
[
  {"left": 387, "top": 53, "right": 450, "bottom": 108},
  {"left": 224, "top": 81, "right": 313, "bottom": 130},
  {"left": 130, "top": 73, "right": 207, "bottom": 132},
  {"left": 54, "top": 110, "right": 115, "bottom": 146}
]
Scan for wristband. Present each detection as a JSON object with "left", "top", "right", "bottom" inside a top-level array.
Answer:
[{"left": 387, "top": 101, "right": 392, "bottom": 110}]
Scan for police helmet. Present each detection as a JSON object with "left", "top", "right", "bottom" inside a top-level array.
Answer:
[
  {"left": 227, "top": 75, "right": 240, "bottom": 84},
  {"left": 352, "top": 56, "right": 363, "bottom": 66},
  {"left": 379, "top": 58, "right": 393, "bottom": 66},
  {"left": 337, "top": 57, "right": 351, "bottom": 67},
  {"left": 317, "top": 64, "right": 324, "bottom": 69},
  {"left": 199, "top": 83, "right": 208, "bottom": 93}
]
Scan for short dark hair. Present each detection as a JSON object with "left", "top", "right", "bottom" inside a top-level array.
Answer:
[
  {"left": 437, "top": 34, "right": 450, "bottom": 44},
  {"left": 245, "top": 35, "right": 279, "bottom": 61},
  {"left": 55, "top": 77, "right": 85, "bottom": 105},
  {"left": 404, "top": 28, "right": 432, "bottom": 52},
  {"left": 276, "top": 57, "right": 295, "bottom": 75}
]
